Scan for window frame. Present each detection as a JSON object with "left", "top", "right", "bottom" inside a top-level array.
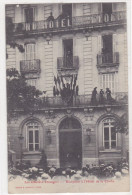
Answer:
[
  {"left": 102, "top": 118, "right": 117, "bottom": 150},
  {"left": 100, "top": 72, "right": 118, "bottom": 93},
  {"left": 24, "top": 43, "right": 36, "bottom": 61},
  {"left": 23, "top": 7, "right": 36, "bottom": 23},
  {"left": 26, "top": 122, "right": 40, "bottom": 152}
]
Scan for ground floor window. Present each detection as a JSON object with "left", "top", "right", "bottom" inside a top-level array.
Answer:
[
  {"left": 26, "top": 122, "right": 40, "bottom": 151},
  {"left": 103, "top": 118, "right": 117, "bottom": 149}
]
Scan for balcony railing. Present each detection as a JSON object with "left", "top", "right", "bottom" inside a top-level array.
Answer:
[
  {"left": 14, "top": 11, "right": 126, "bottom": 33},
  {"left": 97, "top": 52, "right": 119, "bottom": 66},
  {"left": 20, "top": 59, "right": 41, "bottom": 74},
  {"left": 36, "top": 92, "right": 127, "bottom": 109},
  {"left": 57, "top": 56, "right": 79, "bottom": 70}
]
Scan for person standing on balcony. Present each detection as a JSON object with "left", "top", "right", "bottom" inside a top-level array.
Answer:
[
  {"left": 106, "top": 88, "right": 112, "bottom": 103},
  {"left": 99, "top": 89, "right": 105, "bottom": 104},
  {"left": 66, "top": 50, "right": 73, "bottom": 67},
  {"left": 91, "top": 87, "right": 98, "bottom": 106}
]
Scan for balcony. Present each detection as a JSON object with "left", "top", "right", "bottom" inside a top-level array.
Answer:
[
  {"left": 36, "top": 92, "right": 127, "bottom": 109},
  {"left": 97, "top": 52, "right": 119, "bottom": 73},
  {"left": 57, "top": 56, "right": 79, "bottom": 70},
  {"left": 13, "top": 11, "right": 126, "bottom": 35},
  {"left": 97, "top": 52, "right": 119, "bottom": 66},
  {"left": 20, "top": 59, "right": 41, "bottom": 74}
]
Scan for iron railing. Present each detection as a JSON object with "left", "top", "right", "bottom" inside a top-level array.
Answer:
[
  {"left": 57, "top": 56, "right": 79, "bottom": 70},
  {"left": 97, "top": 52, "right": 119, "bottom": 65},
  {"left": 36, "top": 92, "right": 128, "bottom": 109},
  {"left": 20, "top": 59, "right": 41, "bottom": 73},
  {"left": 14, "top": 11, "right": 126, "bottom": 33}
]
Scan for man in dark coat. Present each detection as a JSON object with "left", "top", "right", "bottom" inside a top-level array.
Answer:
[{"left": 91, "top": 87, "right": 98, "bottom": 105}]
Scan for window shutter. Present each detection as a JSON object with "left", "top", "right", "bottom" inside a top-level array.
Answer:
[
  {"left": 113, "top": 34, "right": 117, "bottom": 53},
  {"left": 98, "top": 3, "right": 102, "bottom": 13},
  {"left": 98, "top": 35, "right": 102, "bottom": 54}
]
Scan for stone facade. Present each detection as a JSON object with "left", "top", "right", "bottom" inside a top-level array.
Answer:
[{"left": 6, "top": 3, "right": 128, "bottom": 167}]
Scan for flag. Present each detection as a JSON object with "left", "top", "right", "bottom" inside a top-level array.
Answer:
[
  {"left": 61, "top": 76, "right": 64, "bottom": 87},
  {"left": 71, "top": 75, "right": 73, "bottom": 89},
  {"left": 76, "top": 85, "right": 79, "bottom": 96},
  {"left": 57, "top": 75, "right": 60, "bottom": 86},
  {"left": 54, "top": 76, "right": 57, "bottom": 86}
]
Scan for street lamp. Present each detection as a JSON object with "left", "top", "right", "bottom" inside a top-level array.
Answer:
[{"left": 18, "top": 133, "right": 24, "bottom": 164}]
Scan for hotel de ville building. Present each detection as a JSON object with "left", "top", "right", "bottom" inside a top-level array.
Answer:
[{"left": 6, "top": 2, "right": 128, "bottom": 169}]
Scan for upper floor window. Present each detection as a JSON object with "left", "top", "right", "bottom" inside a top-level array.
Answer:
[
  {"left": 103, "top": 118, "right": 117, "bottom": 150},
  {"left": 102, "top": 3, "right": 112, "bottom": 22},
  {"left": 61, "top": 4, "right": 72, "bottom": 26},
  {"left": 102, "top": 35, "right": 113, "bottom": 63},
  {"left": 100, "top": 73, "right": 117, "bottom": 93},
  {"left": 62, "top": 4, "right": 72, "bottom": 18},
  {"left": 63, "top": 39, "right": 73, "bottom": 67},
  {"left": 24, "top": 7, "right": 35, "bottom": 30},
  {"left": 24, "top": 7, "right": 35, "bottom": 23},
  {"left": 25, "top": 43, "right": 36, "bottom": 60},
  {"left": 26, "top": 122, "right": 40, "bottom": 151}
]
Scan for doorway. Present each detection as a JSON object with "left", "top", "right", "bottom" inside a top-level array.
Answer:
[{"left": 59, "top": 117, "right": 82, "bottom": 169}]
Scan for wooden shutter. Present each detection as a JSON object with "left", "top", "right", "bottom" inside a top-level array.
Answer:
[{"left": 98, "top": 35, "right": 102, "bottom": 54}]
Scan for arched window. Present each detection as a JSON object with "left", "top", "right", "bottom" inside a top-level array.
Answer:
[
  {"left": 103, "top": 118, "right": 117, "bottom": 149},
  {"left": 26, "top": 121, "right": 40, "bottom": 151}
]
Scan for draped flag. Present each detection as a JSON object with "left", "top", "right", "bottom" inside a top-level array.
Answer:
[{"left": 53, "top": 74, "right": 79, "bottom": 104}]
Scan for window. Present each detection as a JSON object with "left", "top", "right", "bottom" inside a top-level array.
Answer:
[
  {"left": 102, "top": 35, "right": 113, "bottom": 63},
  {"left": 61, "top": 4, "right": 72, "bottom": 27},
  {"left": 26, "top": 122, "right": 40, "bottom": 151},
  {"left": 25, "top": 43, "right": 35, "bottom": 60},
  {"left": 24, "top": 8, "right": 34, "bottom": 23},
  {"left": 62, "top": 4, "right": 72, "bottom": 18},
  {"left": 63, "top": 39, "right": 73, "bottom": 67},
  {"left": 102, "top": 3, "right": 112, "bottom": 22},
  {"left": 100, "top": 73, "right": 118, "bottom": 93},
  {"left": 103, "top": 118, "right": 117, "bottom": 149},
  {"left": 24, "top": 7, "right": 35, "bottom": 30}
]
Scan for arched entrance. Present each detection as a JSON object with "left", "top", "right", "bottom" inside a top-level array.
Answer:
[{"left": 59, "top": 117, "right": 82, "bottom": 169}]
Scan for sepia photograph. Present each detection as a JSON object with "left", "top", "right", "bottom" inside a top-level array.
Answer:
[{"left": 5, "top": 1, "right": 130, "bottom": 193}]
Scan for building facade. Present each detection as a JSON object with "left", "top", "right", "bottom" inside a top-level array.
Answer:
[{"left": 6, "top": 3, "right": 128, "bottom": 168}]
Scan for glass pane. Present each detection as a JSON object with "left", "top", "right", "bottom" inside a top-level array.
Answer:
[
  {"left": 29, "top": 144, "right": 33, "bottom": 151},
  {"left": 29, "top": 131, "right": 33, "bottom": 143},
  {"left": 35, "top": 144, "right": 39, "bottom": 151},
  {"left": 104, "top": 127, "right": 109, "bottom": 140},
  {"left": 111, "top": 141, "right": 116, "bottom": 149},
  {"left": 35, "top": 130, "right": 39, "bottom": 143},
  {"left": 104, "top": 142, "right": 109, "bottom": 149},
  {"left": 104, "top": 123, "right": 109, "bottom": 126},
  {"left": 111, "top": 127, "right": 116, "bottom": 140},
  {"left": 28, "top": 126, "right": 33, "bottom": 129},
  {"left": 34, "top": 125, "right": 38, "bottom": 129}
]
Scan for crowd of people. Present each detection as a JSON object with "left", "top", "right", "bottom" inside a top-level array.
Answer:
[
  {"left": 91, "top": 87, "right": 116, "bottom": 106},
  {"left": 9, "top": 159, "right": 129, "bottom": 182}
]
